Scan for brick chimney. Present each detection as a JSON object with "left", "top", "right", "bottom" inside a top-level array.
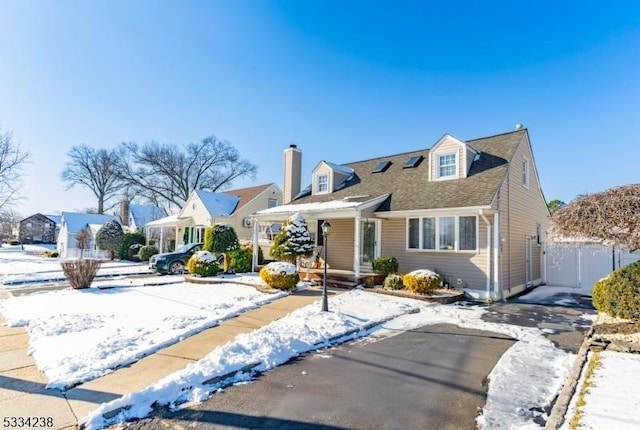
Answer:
[
  {"left": 283, "top": 144, "right": 302, "bottom": 204},
  {"left": 120, "top": 200, "right": 130, "bottom": 227}
]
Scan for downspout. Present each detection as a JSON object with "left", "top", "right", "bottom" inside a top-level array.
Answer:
[
  {"left": 479, "top": 210, "right": 492, "bottom": 301},
  {"left": 354, "top": 212, "right": 362, "bottom": 278}
]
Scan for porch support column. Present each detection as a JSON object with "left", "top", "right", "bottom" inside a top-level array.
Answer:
[
  {"left": 252, "top": 218, "right": 259, "bottom": 272},
  {"left": 159, "top": 227, "right": 164, "bottom": 253},
  {"left": 353, "top": 213, "right": 361, "bottom": 278}
]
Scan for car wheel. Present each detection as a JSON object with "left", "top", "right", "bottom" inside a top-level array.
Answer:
[{"left": 168, "top": 261, "right": 185, "bottom": 275}]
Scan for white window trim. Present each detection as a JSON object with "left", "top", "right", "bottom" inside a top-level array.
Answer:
[
  {"left": 436, "top": 152, "right": 458, "bottom": 180},
  {"left": 522, "top": 157, "right": 530, "bottom": 189},
  {"left": 316, "top": 173, "right": 329, "bottom": 194},
  {"left": 406, "top": 215, "right": 478, "bottom": 253}
]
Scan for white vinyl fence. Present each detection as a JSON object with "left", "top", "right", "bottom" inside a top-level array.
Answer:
[{"left": 544, "top": 243, "right": 640, "bottom": 295}]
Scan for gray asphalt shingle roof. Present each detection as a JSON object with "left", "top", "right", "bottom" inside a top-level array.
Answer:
[{"left": 291, "top": 129, "right": 525, "bottom": 212}]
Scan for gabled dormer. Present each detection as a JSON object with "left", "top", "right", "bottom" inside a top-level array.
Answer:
[
  {"left": 428, "top": 134, "right": 479, "bottom": 181},
  {"left": 312, "top": 161, "right": 355, "bottom": 195}
]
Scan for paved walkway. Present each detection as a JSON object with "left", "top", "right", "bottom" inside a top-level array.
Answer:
[{"left": 0, "top": 288, "right": 335, "bottom": 429}]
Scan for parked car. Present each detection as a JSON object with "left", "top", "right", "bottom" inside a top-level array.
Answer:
[{"left": 149, "top": 243, "right": 203, "bottom": 274}]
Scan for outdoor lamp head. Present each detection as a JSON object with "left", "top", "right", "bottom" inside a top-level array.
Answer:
[{"left": 321, "top": 220, "right": 331, "bottom": 236}]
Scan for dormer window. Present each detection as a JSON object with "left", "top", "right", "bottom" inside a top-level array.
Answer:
[
  {"left": 317, "top": 174, "right": 328, "bottom": 193},
  {"left": 438, "top": 153, "right": 457, "bottom": 178}
]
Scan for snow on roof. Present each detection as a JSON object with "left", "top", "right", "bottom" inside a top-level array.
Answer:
[
  {"left": 146, "top": 214, "right": 180, "bottom": 228},
  {"left": 129, "top": 204, "right": 167, "bottom": 227},
  {"left": 256, "top": 196, "right": 380, "bottom": 216},
  {"left": 61, "top": 212, "right": 120, "bottom": 233},
  {"left": 325, "top": 161, "right": 355, "bottom": 175},
  {"left": 44, "top": 215, "right": 62, "bottom": 226},
  {"left": 195, "top": 190, "right": 240, "bottom": 216}
]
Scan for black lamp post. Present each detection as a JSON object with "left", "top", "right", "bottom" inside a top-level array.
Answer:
[{"left": 321, "top": 220, "right": 331, "bottom": 312}]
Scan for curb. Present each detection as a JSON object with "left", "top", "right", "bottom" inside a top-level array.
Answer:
[{"left": 545, "top": 328, "right": 594, "bottom": 429}]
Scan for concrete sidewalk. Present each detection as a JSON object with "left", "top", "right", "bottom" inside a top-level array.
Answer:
[{"left": 0, "top": 288, "right": 335, "bottom": 429}]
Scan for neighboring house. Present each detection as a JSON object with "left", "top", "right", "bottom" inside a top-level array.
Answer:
[
  {"left": 119, "top": 201, "right": 168, "bottom": 231},
  {"left": 57, "top": 212, "right": 121, "bottom": 258},
  {"left": 147, "top": 184, "right": 283, "bottom": 251},
  {"left": 18, "top": 213, "right": 60, "bottom": 244},
  {"left": 254, "top": 128, "right": 549, "bottom": 301}
]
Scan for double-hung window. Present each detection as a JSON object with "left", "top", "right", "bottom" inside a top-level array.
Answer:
[
  {"left": 317, "top": 174, "right": 328, "bottom": 193},
  {"left": 407, "top": 215, "right": 477, "bottom": 252},
  {"left": 438, "top": 153, "right": 457, "bottom": 178}
]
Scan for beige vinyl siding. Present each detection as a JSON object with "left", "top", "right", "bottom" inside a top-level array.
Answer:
[
  {"left": 465, "top": 146, "right": 476, "bottom": 176},
  {"left": 331, "top": 170, "right": 351, "bottom": 191},
  {"left": 180, "top": 194, "right": 213, "bottom": 227},
  {"left": 230, "top": 184, "right": 283, "bottom": 240},
  {"left": 498, "top": 133, "right": 550, "bottom": 292},
  {"left": 322, "top": 218, "right": 355, "bottom": 271},
  {"left": 313, "top": 164, "right": 332, "bottom": 194},
  {"left": 380, "top": 217, "right": 490, "bottom": 290},
  {"left": 430, "top": 138, "right": 471, "bottom": 180}
]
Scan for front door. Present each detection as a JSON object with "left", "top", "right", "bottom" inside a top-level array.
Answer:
[{"left": 360, "top": 220, "right": 377, "bottom": 266}]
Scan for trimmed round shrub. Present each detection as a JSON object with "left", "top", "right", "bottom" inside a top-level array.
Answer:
[
  {"left": 44, "top": 250, "right": 59, "bottom": 258},
  {"left": 138, "top": 245, "right": 158, "bottom": 261},
  {"left": 372, "top": 256, "right": 399, "bottom": 275},
  {"left": 383, "top": 274, "right": 404, "bottom": 290},
  {"left": 592, "top": 277, "right": 611, "bottom": 314},
  {"left": 187, "top": 251, "right": 220, "bottom": 277},
  {"left": 259, "top": 262, "right": 299, "bottom": 291},
  {"left": 228, "top": 248, "right": 252, "bottom": 273},
  {"left": 403, "top": 269, "right": 442, "bottom": 294},
  {"left": 596, "top": 261, "right": 640, "bottom": 320}
]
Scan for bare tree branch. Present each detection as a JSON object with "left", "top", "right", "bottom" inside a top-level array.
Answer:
[
  {"left": 550, "top": 184, "right": 640, "bottom": 251},
  {"left": 116, "top": 136, "right": 257, "bottom": 209},
  {"left": 0, "top": 127, "right": 31, "bottom": 213},
  {"left": 60, "top": 145, "right": 125, "bottom": 214}
]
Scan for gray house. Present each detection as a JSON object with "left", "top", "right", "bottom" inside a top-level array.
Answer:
[{"left": 254, "top": 127, "right": 550, "bottom": 301}]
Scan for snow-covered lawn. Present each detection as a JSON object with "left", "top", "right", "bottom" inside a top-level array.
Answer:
[
  {"left": 1, "top": 250, "right": 633, "bottom": 430},
  {"left": 0, "top": 280, "right": 285, "bottom": 389}
]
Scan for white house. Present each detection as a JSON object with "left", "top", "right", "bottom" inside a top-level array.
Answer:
[{"left": 57, "top": 212, "right": 120, "bottom": 258}]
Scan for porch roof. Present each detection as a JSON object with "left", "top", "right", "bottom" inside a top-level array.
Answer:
[
  {"left": 145, "top": 214, "right": 181, "bottom": 228},
  {"left": 253, "top": 194, "right": 390, "bottom": 221}
]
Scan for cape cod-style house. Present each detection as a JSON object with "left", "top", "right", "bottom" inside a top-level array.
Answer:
[{"left": 253, "top": 127, "right": 550, "bottom": 301}]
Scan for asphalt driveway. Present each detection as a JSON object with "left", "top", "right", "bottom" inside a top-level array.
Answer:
[{"left": 123, "top": 324, "right": 515, "bottom": 430}]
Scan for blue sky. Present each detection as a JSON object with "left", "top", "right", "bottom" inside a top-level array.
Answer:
[{"left": 1, "top": 0, "right": 639, "bottom": 216}]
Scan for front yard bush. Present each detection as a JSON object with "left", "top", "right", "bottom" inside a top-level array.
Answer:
[
  {"left": 118, "top": 232, "right": 146, "bottom": 260},
  {"left": 44, "top": 250, "right": 59, "bottom": 258},
  {"left": 403, "top": 269, "right": 442, "bottom": 294},
  {"left": 372, "top": 256, "right": 399, "bottom": 275},
  {"left": 61, "top": 259, "right": 102, "bottom": 289},
  {"left": 186, "top": 251, "right": 220, "bottom": 277},
  {"left": 593, "top": 261, "right": 640, "bottom": 320},
  {"left": 260, "top": 262, "right": 299, "bottom": 291},
  {"left": 383, "top": 274, "right": 404, "bottom": 290},
  {"left": 137, "top": 245, "right": 158, "bottom": 261}
]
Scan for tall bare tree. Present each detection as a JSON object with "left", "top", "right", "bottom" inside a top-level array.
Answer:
[
  {"left": 116, "top": 136, "right": 257, "bottom": 209},
  {"left": 550, "top": 184, "right": 640, "bottom": 250},
  {"left": 0, "top": 127, "right": 31, "bottom": 212},
  {"left": 60, "top": 145, "right": 125, "bottom": 214}
]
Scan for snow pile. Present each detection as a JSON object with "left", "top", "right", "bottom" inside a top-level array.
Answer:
[
  {"left": 192, "top": 250, "right": 216, "bottom": 263},
  {"left": 0, "top": 282, "right": 285, "bottom": 389},
  {"left": 262, "top": 261, "right": 297, "bottom": 275}
]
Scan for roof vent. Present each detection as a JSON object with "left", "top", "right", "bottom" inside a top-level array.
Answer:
[{"left": 515, "top": 124, "right": 523, "bottom": 130}]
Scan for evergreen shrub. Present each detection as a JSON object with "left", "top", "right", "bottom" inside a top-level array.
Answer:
[
  {"left": 383, "top": 274, "right": 404, "bottom": 290},
  {"left": 403, "top": 269, "right": 442, "bottom": 294},
  {"left": 186, "top": 251, "right": 220, "bottom": 277},
  {"left": 372, "top": 256, "right": 399, "bottom": 275},
  {"left": 259, "top": 261, "right": 299, "bottom": 290},
  {"left": 594, "top": 261, "right": 640, "bottom": 320},
  {"left": 138, "top": 245, "right": 158, "bottom": 261}
]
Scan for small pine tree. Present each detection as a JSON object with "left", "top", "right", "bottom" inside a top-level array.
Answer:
[
  {"left": 270, "top": 212, "right": 314, "bottom": 264},
  {"left": 96, "top": 220, "right": 124, "bottom": 260}
]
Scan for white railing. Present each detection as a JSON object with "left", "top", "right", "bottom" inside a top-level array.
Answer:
[{"left": 63, "top": 249, "right": 111, "bottom": 260}]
